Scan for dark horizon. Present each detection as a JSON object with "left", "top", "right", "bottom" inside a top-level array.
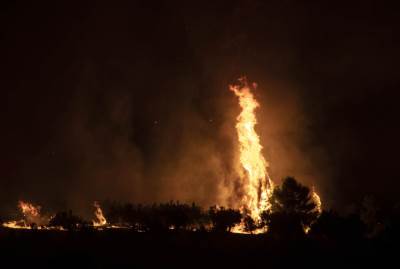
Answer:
[{"left": 1, "top": 1, "right": 400, "bottom": 217}]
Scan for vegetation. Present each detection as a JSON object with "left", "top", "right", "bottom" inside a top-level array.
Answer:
[
  {"left": 49, "top": 210, "right": 85, "bottom": 230},
  {"left": 3, "top": 177, "right": 399, "bottom": 241},
  {"left": 2, "top": 177, "right": 400, "bottom": 268},
  {"left": 208, "top": 206, "right": 241, "bottom": 232},
  {"left": 261, "top": 177, "right": 319, "bottom": 238}
]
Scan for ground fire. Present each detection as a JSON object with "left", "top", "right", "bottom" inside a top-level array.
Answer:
[
  {"left": 2, "top": 201, "right": 51, "bottom": 229},
  {"left": 2, "top": 200, "right": 109, "bottom": 230}
]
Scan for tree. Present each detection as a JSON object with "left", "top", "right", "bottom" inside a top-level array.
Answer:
[
  {"left": 208, "top": 206, "right": 241, "bottom": 232},
  {"left": 243, "top": 215, "right": 257, "bottom": 234},
  {"left": 49, "top": 210, "right": 84, "bottom": 230},
  {"left": 309, "top": 210, "right": 342, "bottom": 239},
  {"left": 360, "top": 195, "right": 384, "bottom": 237},
  {"left": 262, "top": 177, "right": 319, "bottom": 238},
  {"left": 310, "top": 210, "right": 366, "bottom": 241},
  {"left": 104, "top": 202, "right": 207, "bottom": 232}
]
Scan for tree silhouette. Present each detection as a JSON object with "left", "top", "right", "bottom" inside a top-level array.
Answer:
[
  {"left": 360, "top": 196, "right": 384, "bottom": 237},
  {"left": 262, "top": 177, "right": 319, "bottom": 238},
  {"left": 158, "top": 201, "right": 201, "bottom": 230},
  {"left": 49, "top": 210, "right": 84, "bottom": 230},
  {"left": 309, "top": 210, "right": 342, "bottom": 239},
  {"left": 243, "top": 215, "right": 257, "bottom": 234},
  {"left": 310, "top": 210, "right": 366, "bottom": 241},
  {"left": 208, "top": 206, "right": 241, "bottom": 232},
  {"left": 105, "top": 201, "right": 208, "bottom": 232}
]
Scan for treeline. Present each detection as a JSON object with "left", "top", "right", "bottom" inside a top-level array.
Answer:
[
  {"left": 105, "top": 202, "right": 243, "bottom": 233},
  {"left": 100, "top": 175, "right": 400, "bottom": 241},
  {"left": 45, "top": 203, "right": 243, "bottom": 233},
  {"left": 4, "top": 177, "right": 400, "bottom": 242}
]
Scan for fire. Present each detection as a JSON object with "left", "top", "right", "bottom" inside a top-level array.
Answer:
[
  {"left": 3, "top": 220, "right": 30, "bottom": 229},
  {"left": 93, "top": 201, "right": 107, "bottom": 227},
  {"left": 230, "top": 78, "right": 274, "bottom": 222},
  {"left": 19, "top": 200, "right": 40, "bottom": 218},
  {"left": 3, "top": 200, "right": 108, "bottom": 230},
  {"left": 312, "top": 188, "right": 322, "bottom": 214},
  {"left": 2, "top": 200, "right": 48, "bottom": 229},
  {"left": 230, "top": 78, "right": 323, "bottom": 234},
  {"left": 303, "top": 188, "right": 323, "bottom": 233},
  {"left": 18, "top": 200, "right": 49, "bottom": 226}
]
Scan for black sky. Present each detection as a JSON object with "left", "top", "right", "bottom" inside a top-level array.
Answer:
[{"left": 1, "top": 1, "right": 399, "bottom": 216}]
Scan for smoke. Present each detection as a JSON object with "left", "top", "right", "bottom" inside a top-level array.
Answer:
[
  {"left": 255, "top": 79, "right": 333, "bottom": 207},
  {"left": 2, "top": 65, "right": 331, "bottom": 220},
  {"left": 23, "top": 61, "right": 241, "bottom": 218},
  {"left": 0, "top": 1, "right": 343, "bottom": 218}
]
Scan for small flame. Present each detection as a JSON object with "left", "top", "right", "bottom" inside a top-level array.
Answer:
[
  {"left": 93, "top": 201, "right": 107, "bottom": 227},
  {"left": 312, "top": 188, "right": 322, "bottom": 214},
  {"left": 304, "top": 188, "right": 323, "bottom": 234}
]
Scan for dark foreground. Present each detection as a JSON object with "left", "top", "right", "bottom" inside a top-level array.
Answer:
[{"left": 0, "top": 229, "right": 397, "bottom": 269}]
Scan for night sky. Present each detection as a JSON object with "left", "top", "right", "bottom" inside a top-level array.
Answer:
[{"left": 1, "top": 1, "right": 399, "bottom": 217}]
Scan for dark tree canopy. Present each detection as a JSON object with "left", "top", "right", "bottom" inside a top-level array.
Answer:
[
  {"left": 208, "top": 206, "right": 241, "bottom": 232},
  {"left": 243, "top": 215, "right": 257, "bottom": 234},
  {"left": 262, "top": 177, "right": 319, "bottom": 238},
  {"left": 49, "top": 210, "right": 84, "bottom": 230},
  {"left": 270, "top": 177, "right": 317, "bottom": 215},
  {"left": 310, "top": 210, "right": 366, "bottom": 241},
  {"left": 105, "top": 201, "right": 205, "bottom": 232}
]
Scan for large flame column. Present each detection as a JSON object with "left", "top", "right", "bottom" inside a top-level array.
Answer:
[{"left": 230, "top": 78, "right": 274, "bottom": 221}]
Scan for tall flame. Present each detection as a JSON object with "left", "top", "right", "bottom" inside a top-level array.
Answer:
[
  {"left": 93, "top": 201, "right": 107, "bottom": 227},
  {"left": 230, "top": 78, "right": 274, "bottom": 222}
]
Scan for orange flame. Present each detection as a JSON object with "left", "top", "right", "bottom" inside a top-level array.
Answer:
[
  {"left": 2, "top": 200, "right": 49, "bottom": 229},
  {"left": 312, "top": 188, "right": 322, "bottom": 214},
  {"left": 3, "top": 220, "right": 30, "bottom": 229},
  {"left": 18, "top": 201, "right": 41, "bottom": 218},
  {"left": 93, "top": 201, "right": 107, "bottom": 227},
  {"left": 230, "top": 78, "right": 274, "bottom": 223}
]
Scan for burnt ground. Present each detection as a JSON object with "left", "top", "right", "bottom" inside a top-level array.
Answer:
[{"left": 0, "top": 229, "right": 396, "bottom": 268}]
